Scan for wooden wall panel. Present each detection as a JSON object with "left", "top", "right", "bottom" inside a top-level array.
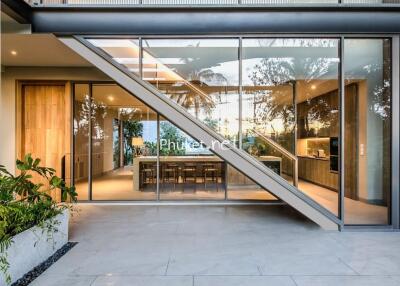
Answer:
[{"left": 19, "top": 83, "right": 70, "bottom": 201}]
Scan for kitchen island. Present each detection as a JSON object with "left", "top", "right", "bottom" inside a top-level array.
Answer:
[{"left": 132, "top": 155, "right": 282, "bottom": 191}]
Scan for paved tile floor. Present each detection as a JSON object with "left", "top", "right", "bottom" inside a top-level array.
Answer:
[{"left": 31, "top": 205, "right": 400, "bottom": 286}]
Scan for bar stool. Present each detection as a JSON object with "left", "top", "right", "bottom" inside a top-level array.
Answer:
[
  {"left": 161, "top": 163, "right": 179, "bottom": 191},
  {"left": 140, "top": 163, "right": 156, "bottom": 191},
  {"left": 182, "top": 162, "right": 198, "bottom": 191},
  {"left": 203, "top": 163, "right": 219, "bottom": 191}
]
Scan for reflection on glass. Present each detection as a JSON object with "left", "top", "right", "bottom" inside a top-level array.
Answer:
[
  {"left": 158, "top": 118, "right": 225, "bottom": 200},
  {"left": 242, "top": 38, "right": 340, "bottom": 215},
  {"left": 89, "top": 38, "right": 240, "bottom": 143},
  {"left": 73, "top": 84, "right": 90, "bottom": 200},
  {"left": 89, "top": 84, "right": 158, "bottom": 200},
  {"left": 142, "top": 39, "right": 239, "bottom": 143},
  {"left": 88, "top": 39, "right": 140, "bottom": 76},
  {"left": 143, "top": 39, "right": 241, "bottom": 143},
  {"left": 344, "top": 39, "right": 391, "bottom": 225}
]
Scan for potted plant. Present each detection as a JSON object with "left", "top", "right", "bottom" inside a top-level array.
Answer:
[{"left": 0, "top": 154, "right": 77, "bottom": 285}]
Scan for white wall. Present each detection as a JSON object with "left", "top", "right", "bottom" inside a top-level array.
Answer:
[{"left": 0, "top": 66, "right": 110, "bottom": 174}]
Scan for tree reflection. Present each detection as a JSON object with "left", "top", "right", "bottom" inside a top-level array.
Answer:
[
  {"left": 146, "top": 41, "right": 235, "bottom": 138},
  {"left": 244, "top": 38, "right": 339, "bottom": 151},
  {"left": 74, "top": 95, "right": 108, "bottom": 141},
  {"left": 167, "top": 43, "right": 229, "bottom": 119}
]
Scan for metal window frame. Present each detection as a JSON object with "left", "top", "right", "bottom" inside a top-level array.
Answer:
[
  {"left": 71, "top": 80, "right": 282, "bottom": 203},
  {"left": 71, "top": 82, "right": 95, "bottom": 200},
  {"left": 339, "top": 36, "right": 345, "bottom": 229},
  {"left": 70, "top": 33, "right": 400, "bottom": 229},
  {"left": 340, "top": 37, "right": 397, "bottom": 230},
  {"left": 391, "top": 35, "right": 399, "bottom": 230}
]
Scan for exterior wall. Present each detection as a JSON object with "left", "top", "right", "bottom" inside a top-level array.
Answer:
[{"left": 0, "top": 66, "right": 109, "bottom": 174}]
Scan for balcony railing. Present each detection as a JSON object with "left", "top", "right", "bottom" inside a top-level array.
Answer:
[{"left": 24, "top": 0, "right": 400, "bottom": 6}]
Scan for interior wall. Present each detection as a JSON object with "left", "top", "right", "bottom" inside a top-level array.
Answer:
[
  {"left": 91, "top": 105, "right": 118, "bottom": 177},
  {"left": 103, "top": 108, "right": 118, "bottom": 173},
  {"left": 358, "top": 80, "right": 368, "bottom": 201},
  {"left": 0, "top": 66, "right": 109, "bottom": 174}
]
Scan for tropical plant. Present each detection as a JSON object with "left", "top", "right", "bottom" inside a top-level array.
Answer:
[
  {"left": 123, "top": 120, "right": 144, "bottom": 165},
  {"left": 159, "top": 122, "right": 186, "bottom": 156},
  {"left": 0, "top": 154, "right": 77, "bottom": 284}
]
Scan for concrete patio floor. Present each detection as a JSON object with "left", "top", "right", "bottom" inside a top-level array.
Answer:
[{"left": 31, "top": 204, "right": 400, "bottom": 286}]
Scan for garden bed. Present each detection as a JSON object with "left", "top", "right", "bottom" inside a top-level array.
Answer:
[{"left": 1, "top": 210, "right": 69, "bottom": 285}]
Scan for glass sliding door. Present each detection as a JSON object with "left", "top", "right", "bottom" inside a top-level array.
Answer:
[
  {"left": 242, "top": 38, "right": 340, "bottom": 214},
  {"left": 90, "top": 84, "right": 158, "bottom": 200},
  {"left": 73, "top": 83, "right": 159, "bottom": 201},
  {"left": 343, "top": 39, "right": 391, "bottom": 225}
]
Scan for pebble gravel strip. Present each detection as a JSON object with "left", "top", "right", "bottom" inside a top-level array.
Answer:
[{"left": 11, "top": 242, "right": 78, "bottom": 286}]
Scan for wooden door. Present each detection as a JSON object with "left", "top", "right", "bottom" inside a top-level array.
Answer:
[{"left": 19, "top": 83, "right": 71, "bottom": 201}]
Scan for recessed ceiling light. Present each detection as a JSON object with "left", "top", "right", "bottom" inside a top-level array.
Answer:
[
  {"left": 11, "top": 50, "right": 17, "bottom": 56},
  {"left": 311, "top": 85, "right": 317, "bottom": 90},
  {"left": 107, "top": 95, "right": 114, "bottom": 102}
]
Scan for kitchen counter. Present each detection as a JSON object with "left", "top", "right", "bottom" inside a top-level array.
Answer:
[
  {"left": 297, "top": 155, "right": 329, "bottom": 161},
  {"left": 298, "top": 156, "right": 338, "bottom": 190}
]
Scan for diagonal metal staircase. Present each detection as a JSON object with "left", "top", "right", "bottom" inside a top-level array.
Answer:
[{"left": 59, "top": 36, "right": 340, "bottom": 230}]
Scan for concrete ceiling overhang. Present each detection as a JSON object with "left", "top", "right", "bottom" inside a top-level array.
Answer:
[
  {"left": 1, "top": 0, "right": 31, "bottom": 24},
  {"left": 1, "top": 0, "right": 400, "bottom": 35},
  {"left": 1, "top": 33, "right": 91, "bottom": 67},
  {"left": 31, "top": 7, "right": 400, "bottom": 35}
]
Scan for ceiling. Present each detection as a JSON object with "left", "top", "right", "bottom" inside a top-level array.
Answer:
[
  {"left": 75, "top": 83, "right": 155, "bottom": 112},
  {"left": 1, "top": 33, "right": 91, "bottom": 67},
  {"left": 1, "top": 12, "right": 15, "bottom": 24}
]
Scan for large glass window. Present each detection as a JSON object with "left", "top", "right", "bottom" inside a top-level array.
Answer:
[
  {"left": 73, "top": 83, "right": 158, "bottom": 200},
  {"left": 73, "top": 84, "right": 90, "bottom": 200},
  {"left": 89, "top": 38, "right": 240, "bottom": 142},
  {"left": 142, "top": 39, "right": 240, "bottom": 144},
  {"left": 157, "top": 118, "right": 277, "bottom": 201},
  {"left": 88, "top": 39, "right": 140, "bottom": 76},
  {"left": 81, "top": 37, "right": 395, "bottom": 226},
  {"left": 344, "top": 39, "right": 391, "bottom": 225},
  {"left": 91, "top": 84, "right": 158, "bottom": 200},
  {"left": 242, "top": 38, "right": 340, "bottom": 215}
]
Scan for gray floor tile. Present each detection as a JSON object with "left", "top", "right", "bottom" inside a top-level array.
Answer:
[
  {"left": 339, "top": 255, "right": 400, "bottom": 275},
  {"left": 258, "top": 254, "right": 356, "bottom": 275},
  {"left": 32, "top": 205, "right": 400, "bottom": 285},
  {"left": 73, "top": 249, "right": 170, "bottom": 276},
  {"left": 39, "top": 246, "right": 98, "bottom": 276},
  {"left": 29, "top": 274, "right": 96, "bottom": 286},
  {"left": 92, "top": 275, "right": 193, "bottom": 286},
  {"left": 194, "top": 276, "right": 296, "bottom": 286},
  {"left": 293, "top": 275, "right": 400, "bottom": 286}
]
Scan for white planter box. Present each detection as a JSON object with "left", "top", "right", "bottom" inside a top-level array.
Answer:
[{"left": 1, "top": 210, "right": 69, "bottom": 285}]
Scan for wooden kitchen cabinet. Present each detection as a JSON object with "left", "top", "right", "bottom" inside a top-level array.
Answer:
[{"left": 298, "top": 156, "right": 338, "bottom": 191}]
